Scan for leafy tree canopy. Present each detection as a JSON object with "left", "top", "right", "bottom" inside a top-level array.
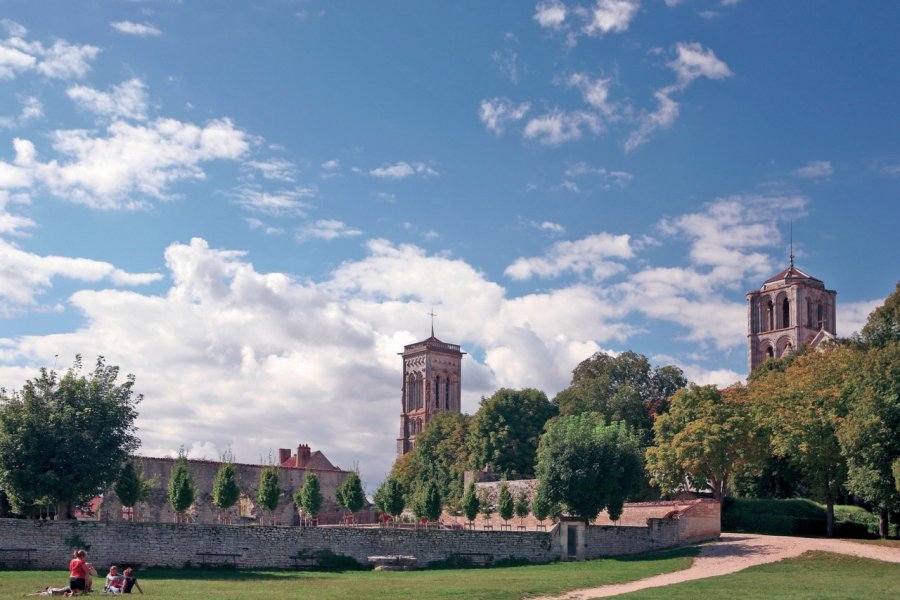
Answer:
[
  {"left": 257, "top": 466, "right": 281, "bottom": 513},
  {"left": 553, "top": 351, "right": 686, "bottom": 443},
  {"left": 859, "top": 281, "right": 900, "bottom": 349},
  {"left": 390, "top": 412, "right": 470, "bottom": 508},
  {"left": 747, "top": 344, "right": 858, "bottom": 536},
  {"left": 211, "top": 460, "right": 240, "bottom": 512},
  {"left": 294, "top": 472, "right": 323, "bottom": 518},
  {"left": 0, "top": 356, "right": 141, "bottom": 517},
  {"left": 114, "top": 461, "right": 152, "bottom": 509},
  {"left": 497, "top": 480, "right": 514, "bottom": 522},
  {"left": 514, "top": 489, "right": 530, "bottom": 521},
  {"left": 336, "top": 471, "right": 365, "bottom": 514},
  {"left": 535, "top": 414, "right": 644, "bottom": 523},
  {"left": 412, "top": 480, "right": 442, "bottom": 522},
  {"left": 461, "top": 481, "right": 479, "bottom": 522},
  {"left": 646, "top": 384, "right": 761, "bottom": 502},
  {"left": 373, "top": 477, "right": 405, "bottom": 519},
  {"left": 167, "top": 449, "right": 196, "bottom": 517},
  {"left": 468, "top": 388, "right": 557, "bottom": 479},
  {"left": 839, "top": 295, "right": 900, "bottom": 537}
]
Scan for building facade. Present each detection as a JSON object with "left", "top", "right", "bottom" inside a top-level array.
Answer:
[
  {"left": 747, "top": 263, "right": 837, "bottom": 373},
  {"left": 397, "top": 334, "right": 464, "bottom": 456}
]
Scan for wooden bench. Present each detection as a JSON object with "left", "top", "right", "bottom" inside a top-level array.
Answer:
[
  {"left": 499, "top": 523, "right": 512, "bottom": 531},
  {"left": 196, "top": 552, "right": 240, "bottom": 568},
  {"left": 447, "top": 552, "right": 494, "bottom": 567},
  {"left": 0, "top": 548, "right": 36, "bottom": 569}
]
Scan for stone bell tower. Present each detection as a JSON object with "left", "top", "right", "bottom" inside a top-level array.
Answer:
[
  {"left": 397, "top": 327, "right": 464, "bottom": 456},
  {"left": 746, "top": 258, "right": 837, "bottom": 373}
]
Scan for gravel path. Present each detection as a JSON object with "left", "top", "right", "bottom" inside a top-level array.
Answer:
[{"left": 532, "top": 533, "right": 900, "bottom": 599}]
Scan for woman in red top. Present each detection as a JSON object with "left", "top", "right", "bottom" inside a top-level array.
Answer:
[{"left": 68, "top": 549, "right": 88, "bottom": 595}]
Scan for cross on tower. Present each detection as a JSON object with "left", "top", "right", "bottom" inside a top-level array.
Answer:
[{"left": 427, "top": 307, "right": 437, "bottom": 337}]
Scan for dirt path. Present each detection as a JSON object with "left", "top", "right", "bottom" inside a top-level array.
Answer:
[{"left": 532, "top": 533, "right": 900, "bottom": 599}]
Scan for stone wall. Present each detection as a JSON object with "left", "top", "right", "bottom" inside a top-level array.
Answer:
[
  {"left": 102, "top": 457, "right": 351, "bottom": 526},
  {"left": 0, "top": 519, "right": 556, "bottom": 569},
  {"left": 0, "top": 501, "right": 718, "bottom": 569}
]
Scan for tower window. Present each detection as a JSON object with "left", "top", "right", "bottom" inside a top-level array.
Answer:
[
  {"left": 817, "top": 302, "right": 824, "bottom": 330},
  {"left": 767, "top": 300, "right": 774, "bottom": 331},
  {"left": 782, "top": 298, "right": 790, "bottom": 329},
  {"left": 807, "top": 299, "right": 813, "bottom": 328},
  {"left": 435, "top": 375, "right": 440, "bottom": 408},
  {"left": 766, "top": 346, "right": 774, "bottom": 359}
]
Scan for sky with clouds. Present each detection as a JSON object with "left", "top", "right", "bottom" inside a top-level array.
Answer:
[{"left": 0, "top": 1, "right": 897, "bottom": 490}]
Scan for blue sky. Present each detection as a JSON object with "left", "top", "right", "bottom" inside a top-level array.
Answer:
[{"left": 0, "top": 1, "right": 897, "bottom": 487}]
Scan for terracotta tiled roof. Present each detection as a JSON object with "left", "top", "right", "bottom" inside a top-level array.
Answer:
[{"left": 764, "top": 265, "right": 822, "bottom": 284}]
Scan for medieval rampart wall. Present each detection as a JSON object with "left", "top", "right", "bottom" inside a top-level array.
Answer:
[
  {"left": 0, "top": 519, "right": 555, "bottom": 569},
  {"left": 102, "top": 457, "right": 350, "bottom": 526}
]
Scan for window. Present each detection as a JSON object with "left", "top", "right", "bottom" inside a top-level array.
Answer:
[
  {"left": 782, "top": 298, "right": 790, "bottom": 328},
  {"left": 766, "top": 346, "right": 774, "bottom": 359},
  {"left": 767, "top": 300, "right": 774, "bottom": 331}
]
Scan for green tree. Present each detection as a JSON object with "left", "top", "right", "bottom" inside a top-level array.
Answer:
[
  {"left": 839, "top": 292, "right": 900, "bottom": 537},
  {"left": 478, "top": 488, "right": 494, "bottom": 525},
  {"left": 749, "top": 345, "right": 856, "bottom": 536},
  {"left": 497, "top": 480, "right": 514, "bottom": 524},
  {"left": 256, "top": 466, "right": 281, "bottom": 524},
  {"left": 167, "top": 448, "right": 196, "bottom": 523},
  {"left": 531, "top": 485, "right": 551, "bottom": 525},
  {"left": 858, "top": 281, "right": 900, "bottom": 348},
  {"left": 535, "top": 414, "right": 644, "bottom": 523},
  {"left": 468, "top": 388, "right": 557, "bottom": 479},
  {"left": 211, "top": 451, "right": 241, "bottom": 523},
  {"left": 646, "top": 384, "right": 761, "bottom": 503},
  {"left": 461, "top": 481, "right": 480, "bottom": 525},
  {"left": 514, "top": 489, "right": 530, "bottom": 526},
  {"left": 553, "top": 351, "right": 686, "bottom": 445},
  {"left": 412, "top": 481, "right": 442, "bottom": 523},
  {"left": 0, "top": 356, "right": 141, "bottom": 518},
  {"left": 373, "top": 477, "right": 405, "bottom": 523},
  {"left": 390, "top": 412, "right": 470, "bottom": 508},
  {"left": 893, "top": 458, "right": 900, "bottom": 493},
  {"left": 336, "top": 471, "right": 366, "bottom": 520},
  {"left": 114, "top": 461, "right": 152, "bottom": 520},
  {"left": 293, "top": 472, "right": 323, "bottom": 522}
]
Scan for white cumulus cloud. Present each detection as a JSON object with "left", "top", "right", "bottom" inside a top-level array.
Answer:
[
  {"left": 67, "top": 78, "right": 149, "bottom": 121},
  {"left": 110, "top": 21, "right": 162, "bottom": 37},
  {"left": 505, "top": 232, "right": 634, "bottom": 280}
]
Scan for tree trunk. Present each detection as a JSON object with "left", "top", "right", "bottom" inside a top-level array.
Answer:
[
  {"left": 825, "top": 496, "right": 834, "bottom": 537},
  {"left": 56, "top": 500, "right": 73, "bottom": 520},
  {"left": 879, "top": 507, "right": 889, "bottom": 539}
]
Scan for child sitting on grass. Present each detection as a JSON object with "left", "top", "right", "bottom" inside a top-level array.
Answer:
[
  {"left": 104, "top": 565, "right": 124, "bottom": 594},
  {"left": 121, "top": 568, "right": 143, "bottom": 594}
]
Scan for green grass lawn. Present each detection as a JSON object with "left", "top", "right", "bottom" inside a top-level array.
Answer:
[
  {"left": 615, "top": 551, "right": 900, "bottom": 600},
  {"left": 0, "top": 547, "right": 695, "bottom": 600}
]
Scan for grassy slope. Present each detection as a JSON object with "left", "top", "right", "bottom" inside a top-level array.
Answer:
[
  {"left": 723, "top": 498, "right": 896, "bottom": 538},
  {"left": 0, "top": 547, "right": 695, "bottom": 600},
  {"left": 615, "top": 552, "right": 900, "bottom": 600}
]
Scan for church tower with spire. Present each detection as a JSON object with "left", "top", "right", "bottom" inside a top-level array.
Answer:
[
  {"left": 746, "top": 252, "right": 837, "bottom": 373},
  {"left": 396, "top": 320, "right": 464, "bottom": 456}
]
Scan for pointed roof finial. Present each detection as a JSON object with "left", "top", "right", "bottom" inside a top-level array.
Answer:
[
  {"left": 789, "top": 220, "right": 795, "bottom": 268},
  {"left": 427, "top": 306, "right": 436, "bottom": 338}
]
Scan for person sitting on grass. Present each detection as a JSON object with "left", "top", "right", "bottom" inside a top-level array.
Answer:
[
  {"left": 85, "top": 562, "right": 98, "bottom": 593},
  {"left": 68, "top": 549, "right": 88, "bottom": 596},
  {"left": 121, "top": 568, "right": 143, "bottom": 594},
  {"left": 104, "top": 565, "right": 124, "bottom": 594}
]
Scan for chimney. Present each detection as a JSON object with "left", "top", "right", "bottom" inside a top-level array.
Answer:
[
  {"left": 296, "top": 444, "right": 312, "bottom": 468},
  {"left": 278, "top": 448, "right": 291, "bottom": 465}
]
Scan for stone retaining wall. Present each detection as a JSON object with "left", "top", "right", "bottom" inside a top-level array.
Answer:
[
  {"left": 0, "top": 519, "right": 556, "bottom": 569},
  {"left": 0, "top": 499, "right": 718, "bottom": 570}
]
